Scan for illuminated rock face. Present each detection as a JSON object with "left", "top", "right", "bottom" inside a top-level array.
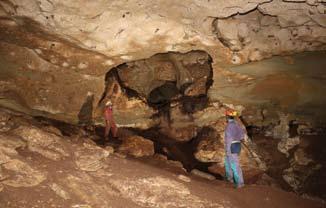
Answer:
[
  {"left": 1, "top": 0, "right": 324, "bottom": 62},
  {"left": 0, "top": 0, "right": 325, "bottom": 125},
  {"left": 214, "top": 2, "right": 326, "bottom": 64},
  {"left": 118, "top": 135, "right": 154, "bottom": 157}
]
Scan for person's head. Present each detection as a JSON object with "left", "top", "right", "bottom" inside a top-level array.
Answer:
[
  {"left": 225, "top": 109, "right": 237, "bottom": 122},
  {"left": 105, "top": 100, "right": 113, "bottom": 108}
]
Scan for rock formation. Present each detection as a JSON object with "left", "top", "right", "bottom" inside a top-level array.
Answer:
[
  {"left": 0, "top": 0, "right": 325, "bottom": 204},
  {"left": 0, "top": 0, "right": 324, "bottom": 125},
  {"left": 118, "top": 135, "right": 154, "bottom": 157}
]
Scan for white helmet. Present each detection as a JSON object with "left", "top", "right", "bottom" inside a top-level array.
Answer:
[{"left": 105, "top": 100, "right": 112, "bottom": 106}]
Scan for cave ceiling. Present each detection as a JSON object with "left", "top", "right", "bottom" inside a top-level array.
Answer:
[{"left": 0, "top": 0, "right": 325, "bottom": 126}]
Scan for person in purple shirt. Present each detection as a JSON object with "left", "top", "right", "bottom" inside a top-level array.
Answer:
[{"left": 224, "top": 109, "right": 245, "bottom": 188}]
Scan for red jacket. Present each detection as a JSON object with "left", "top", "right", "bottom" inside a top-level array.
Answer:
[{"left": 104, "top": 107, "right": 113, "bottom": 122}]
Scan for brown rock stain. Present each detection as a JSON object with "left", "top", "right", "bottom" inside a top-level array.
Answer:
[{"left": 251, "top": 73, "right": 301, "bottom": 107}]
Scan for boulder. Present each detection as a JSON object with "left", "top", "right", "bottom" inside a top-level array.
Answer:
[
  {"left": 190, "top": 169, "right": 215, "bottom": 181},
  {"left": 194, "top": 129, "right": 224, "bottom": 163},
  {"left": 64, "top": 173, "right": 120, "bottom": 208},
  {"left": 194, "top": 125, "right": 266, "bottom": 183},
  {"left": 272, "top": 113, "right": 290, "bottom": 139},
  {"left": 74, "top": 141, "right": 112, "bottom": 172},
  {"left": 0, "top": 134, "right": 26, "bottom": 158},
  {"left": 158, "top": 104, "right": 200, "bottom": 142},
  {"left": 277, "top": 136, "right": 300, "bottom": 157},
  {"left": 153, "top": 154, "right": 186, "bottom": 171},
  {"left": 294, "top": 148, "right": 313, "bottom": 166},
  {"left": 282, "top": 148, "right": 322, "bottom": 191},
  {"left": 0, "top": 110, "right": 15, "bottom": 132},
  {"left": 282, "top": 167, "right": 302, "bottom": 191},
  {"left": 2, "top": 159, "right": 46, "bottom": 187},
  {"left": 118, "top": 135, "right": 154, "bottom": 157},
  {"left": 177, "top": 174, "right": 191, "bottom": 183},
  {"left": 256, "top": 173, "right": 281, "bottom": 189},
  {"left": 50, "top": 183, "right": 71, "bottom": 200},
  {"left": 110, "top": 176, "right": 221, "bottom": 208},
  {"left": 159, "top": 124, "right": 199, "bottom": 142},
  {"left": 12, "top": 126, "right": 69, "bottom": 161}
]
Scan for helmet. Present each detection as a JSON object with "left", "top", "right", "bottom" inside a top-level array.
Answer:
[
  {"left": 225, "top": 109, "right": 238, "bottom": 117},
  {"left": 105, "top": 100, "right": 112, "bottom": 106}
]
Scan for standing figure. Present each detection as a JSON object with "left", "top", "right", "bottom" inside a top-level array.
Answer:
[
  {"left": 104, "top": 100, "right": 118, "bottom": 141},
  {"left": 224, "top": 109, "right": 245, "bottom": 188}
]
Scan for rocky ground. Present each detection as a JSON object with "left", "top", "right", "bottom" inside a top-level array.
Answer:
[{"left": 0, "top": 107, "right": 325, "bottom": 208}]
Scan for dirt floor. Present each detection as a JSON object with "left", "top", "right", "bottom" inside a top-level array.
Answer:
[
  {"left": 1, "top": 134, "right": 325, "bottom": 208},
  {"left": 0, "top": 150, "right": 324, "bottom": 208}
]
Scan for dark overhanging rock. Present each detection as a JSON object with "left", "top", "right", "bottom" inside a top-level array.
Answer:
[
  {"left": 98, "top": 50, "right": 214, "bottom": 141},
  {"left": 113, "top": 50, "right": 213, "bottom": 105},
  {"left": 148, "top": 82, "right": 179, "bottom": 106}
]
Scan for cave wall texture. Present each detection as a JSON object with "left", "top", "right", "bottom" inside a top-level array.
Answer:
[{"left": 0, "top": 0, "right": 325, "bottom": 126}]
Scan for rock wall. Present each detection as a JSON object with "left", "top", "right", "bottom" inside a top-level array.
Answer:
[
  {"left": 0, "top": 0, "right": 325, "bottom": 124},
  {"left": 214, "top": 3, "right": 326, "bottom": 64}
]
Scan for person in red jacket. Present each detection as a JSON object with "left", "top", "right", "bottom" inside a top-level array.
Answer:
[{"left": 104, "top": 100, "right": 118, "bottom": 140}]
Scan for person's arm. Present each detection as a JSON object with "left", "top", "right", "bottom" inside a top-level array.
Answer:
[
  {"left": 234, "top": 118, "right": 247, "bottom": 142},
  {"left": 225, "top": 126, "right": 232, "bottom": 155}
]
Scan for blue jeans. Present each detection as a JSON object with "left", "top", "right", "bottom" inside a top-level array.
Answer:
[{"left": 225, "top": 154, "right": 244, "bottom": 187}]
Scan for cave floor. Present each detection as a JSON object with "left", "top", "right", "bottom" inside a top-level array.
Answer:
[{"left": 1, "top": 132, "right": 324, "bottom": 208}]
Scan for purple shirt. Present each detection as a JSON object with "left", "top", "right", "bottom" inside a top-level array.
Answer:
[{"left": 225, "top": 120, "right": 245, "bottom": 155}]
